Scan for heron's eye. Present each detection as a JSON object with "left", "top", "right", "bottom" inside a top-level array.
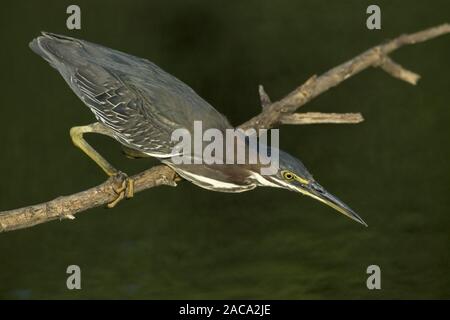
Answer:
[{"left": 282, "top": 171, "right": 295, "bottom": 181}]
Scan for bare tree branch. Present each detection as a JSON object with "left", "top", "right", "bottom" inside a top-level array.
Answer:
[
  {"left": 1, "top": 23, "right": 449, "bottom": 232},
  {"left": 240, "top": 23, "right": 450, "bottom": 130},
  {"left": 0, "top": 166, "right": 179, "bottom": 232}
]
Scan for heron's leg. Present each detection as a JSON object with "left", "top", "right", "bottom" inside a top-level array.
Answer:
[{"left": 70, "top": 123, "right": 134, "bottom": 208}]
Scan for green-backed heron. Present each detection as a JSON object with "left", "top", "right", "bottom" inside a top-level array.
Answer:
[{"left": 30, "top": 32, "right": 366, "bottom": 226}]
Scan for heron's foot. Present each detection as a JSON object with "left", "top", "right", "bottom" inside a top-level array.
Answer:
[{"left": 107, "top": 172, "right": 134, "bottom": 208}]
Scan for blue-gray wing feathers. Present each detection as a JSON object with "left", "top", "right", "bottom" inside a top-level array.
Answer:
[{"left": 30, "top": 32, "right": 231, "bottom": 157}]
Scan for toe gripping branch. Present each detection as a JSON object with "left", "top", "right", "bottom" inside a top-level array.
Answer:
[{"left": 107, "top": 172, "right": 134, "bottom": 208}]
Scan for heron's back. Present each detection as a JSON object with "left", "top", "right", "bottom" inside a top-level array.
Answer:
[{"left": 30, "top": 32, "right": 231, "bottom": 156}]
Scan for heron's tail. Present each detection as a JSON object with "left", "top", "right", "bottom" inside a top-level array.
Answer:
[{"left": 29, "top": 32, "right": 82, "bottom": 68}]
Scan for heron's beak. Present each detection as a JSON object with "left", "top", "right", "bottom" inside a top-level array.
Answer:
[{"left": 294, "top": 181, "right": 367, "bottom": 226}]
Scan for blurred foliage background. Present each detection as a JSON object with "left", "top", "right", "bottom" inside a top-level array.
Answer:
[{"left": 0, "top": 0, "right": 449, "bottom": 299}]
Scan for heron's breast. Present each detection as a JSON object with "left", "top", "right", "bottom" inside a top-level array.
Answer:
[{"left": 162, "top": 161, "right": 257, "bottom": 193}]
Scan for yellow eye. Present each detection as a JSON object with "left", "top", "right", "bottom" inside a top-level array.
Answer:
[{"left": 282, "top": 171, "right": 295, "bottom": 181}]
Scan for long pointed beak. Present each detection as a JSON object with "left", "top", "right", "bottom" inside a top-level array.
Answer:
[{"left": 295, "top": 182, "right": 367, "bottom": 226}]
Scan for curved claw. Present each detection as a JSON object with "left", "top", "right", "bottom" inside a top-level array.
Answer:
[{"left": 107, "top": 172, "right": 134, "bottom": 208}]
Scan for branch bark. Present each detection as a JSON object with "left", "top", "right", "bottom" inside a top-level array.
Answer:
[
  {"left": 280, "top": 112, "right": 363, "bottom": 125},
  {"left": 1, "top": 23, "right": 449, "bottom": 232}
]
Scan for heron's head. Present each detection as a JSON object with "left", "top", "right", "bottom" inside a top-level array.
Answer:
[{"left": 260, "top": 149, "right": 367, "bottom": 226}]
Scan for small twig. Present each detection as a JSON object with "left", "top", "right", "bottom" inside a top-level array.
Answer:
[
  {"left": 280, "top": 112, "right": 364, "bottom": 125},
  {"left": 1, "top": 23, "right": 449, "bottom": 232},
  {"left": 258, "top": 85, "right": 272, "bottom": 108},
  {"left": 378, "top": 56, "right": 421, "bottom": 85}
]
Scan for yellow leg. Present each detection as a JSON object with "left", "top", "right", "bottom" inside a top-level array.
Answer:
[{"left": 70, "top": 123, "right": 134, "bottom": 207}]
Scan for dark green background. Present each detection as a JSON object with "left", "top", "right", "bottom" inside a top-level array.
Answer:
[{"left": 0, "top": 0, "right": 449, "bottom": 299}]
